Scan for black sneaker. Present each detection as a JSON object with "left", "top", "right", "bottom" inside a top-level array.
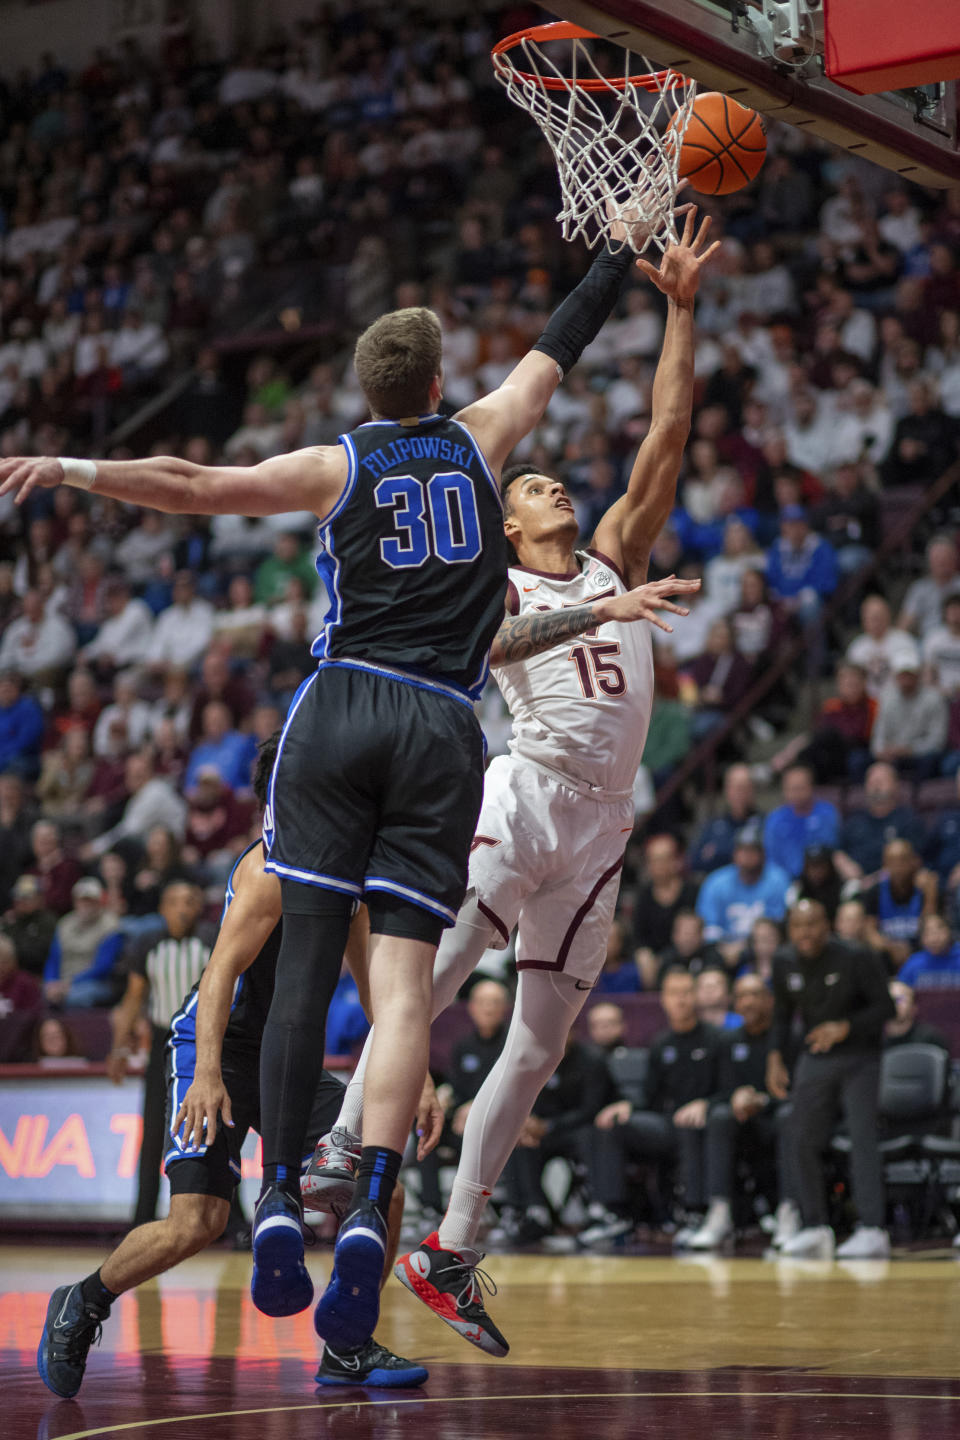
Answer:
[
  {"left": 394, "top": 1231, "right": 509, "bottom": 1358},
  {"left": 37, "top": 1283, "right": 108, "bottom": 1398},
  {"left": 315, "top": 1337, "right": 428, "bottom": 1388},
  {"left": 251, "top": 1183, "right": 314, "bottom": 1317}
]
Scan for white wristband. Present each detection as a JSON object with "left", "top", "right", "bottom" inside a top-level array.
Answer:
[{"left": 59, "top": 457, "right": 97, "bottom": 490}]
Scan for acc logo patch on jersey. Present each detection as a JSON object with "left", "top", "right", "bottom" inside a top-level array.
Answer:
[{"left": 593, "top": 569, "right": 612, "bottom": 586}]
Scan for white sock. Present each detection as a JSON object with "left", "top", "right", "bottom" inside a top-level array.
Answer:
[
  {"left": 335, "top": 1076, "right": 365, "bottom": 1140},
  {"left": 438, "top": 1178, "right": 493, "bottom": 1254}
]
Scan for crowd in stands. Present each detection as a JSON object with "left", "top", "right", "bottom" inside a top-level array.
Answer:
[{"left": 3, "top": 0, "right": 960, "bottom": 1246}]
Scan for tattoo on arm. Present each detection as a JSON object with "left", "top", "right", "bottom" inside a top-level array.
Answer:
[{"left": 493, "top": 603, "right": 598, "bottom": 664}]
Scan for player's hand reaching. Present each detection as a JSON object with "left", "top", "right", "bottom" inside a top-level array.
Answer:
[
  {"left": 634, "top": 205, "right": 720, "bottom": 305},
  {"left": 0, "top": 456, "right": 65, "bottom": 506},
  {"left": 593, "top": 574, "right": 701, "bottom": 635},
  {"left": 416, "top": 1072, "right": 445, "bottom": 1161},
  {"left": 174, "top": 1068, "right": 234, "bottom": 1151}
]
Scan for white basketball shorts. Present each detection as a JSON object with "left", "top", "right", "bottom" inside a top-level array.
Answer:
[{"left": 469, "top": 754, "right": 634, "bottom": 987}]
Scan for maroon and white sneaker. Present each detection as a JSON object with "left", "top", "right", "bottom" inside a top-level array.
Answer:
[
  {"left": 301, "top": 1128, "right": 360, "bottom": 1217},
  {"left": 394, "top": 1231, "right": 509, "bottom": 1358}
]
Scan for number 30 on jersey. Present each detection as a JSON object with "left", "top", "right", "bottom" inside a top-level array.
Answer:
[{"left": 375, "top": 470, "right": 482, "bottom": 568}]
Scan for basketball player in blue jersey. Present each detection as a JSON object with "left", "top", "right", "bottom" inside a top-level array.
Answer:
[
  {"left": 1, "top": 215, "right": 672, "bottom": 1351},
  {"left": 36, "top": 735, "right": 440, "bottom": 1398}
]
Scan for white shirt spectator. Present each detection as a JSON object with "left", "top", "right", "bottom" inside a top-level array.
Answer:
[
  {"left": 81, "top": 597, "right": 155, "bottom": 670},
  {"left": 740, "top": 264, "right": 795, "bottom": 318},
  {"left": 115, "top": 518, "right": 178, "bottom": 588},
  {"left": 146, "top": 599, "right": 215, "bottom": 671},
  {"left": 843, "top": 392, "right": 894, "bottom": 464},
  {"left": 17, "top": 336, "right": 49, "bottom": 380},
  {"left": 75, "top": 327, "right": 116, "bottom": 379},
  {"left": 902, "top": 576, "right": 960, "bottom": 639},
  {"left": 704, "top": 554, "right": 765, "bottom": 615},
  {"left": 43, "top": 312, "right": 80, "bottom": 355},
  {"left": 785, "top": 399, "right": 863, "bottom": 473},
  {"left": 938, "top": 360, "right": 960, "bottom": 419},
  {"left": 922, "top": 623, "right": 960, "bottom": 696},
  {"left": 92, "top": 699, "right": 153, "bottom": 758},
  {"left": 110, "top": 316, "right": 170, "bottom": 372},
  {"left": 846, "top": 629, "right": 919, "bottom": 698},
  {"left": 602, "top": 305, "right": 664, "bottom": 362},
  {"left": 836, "top": 308, "right": 877, "bottom": 364},
  {"left": 878, "top": 204, "right": 923, "bottom": 255},
  {"left": 269, "top": 587, "right": 331, "bottom": 643},
  {"left": 89, "top": 777, "right": 187, "bottom": 856},
  {"left": 0, "top": 605, "right": 76, "bottom": 677},
  {"left": 219, "top": 65, "right": 277, "bottom": 105}
]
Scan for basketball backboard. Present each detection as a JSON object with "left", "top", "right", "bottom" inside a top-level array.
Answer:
[{"left": 544, "top": 0, "right": 960, "bottom": 186}]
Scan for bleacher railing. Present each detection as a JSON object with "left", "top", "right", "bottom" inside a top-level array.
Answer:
[{"left": 652, "top": 460, "right": 960, "bottom": 817}]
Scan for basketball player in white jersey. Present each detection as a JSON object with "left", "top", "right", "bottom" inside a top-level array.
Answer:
[{"left": 304, "top": 207, "right": 718, "bottom": 1354}]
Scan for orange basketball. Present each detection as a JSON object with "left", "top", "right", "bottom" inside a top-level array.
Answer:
[{"left": 669, "top": 92, "right": 767, "bottom": 196}]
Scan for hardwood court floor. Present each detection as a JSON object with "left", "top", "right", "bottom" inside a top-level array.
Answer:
[{"left": 5, "top": 1243, "right": 960, "bottom": 1439}]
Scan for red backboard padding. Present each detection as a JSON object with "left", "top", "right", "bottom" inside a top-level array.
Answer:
[{"left": 824, "top": 0, "right": 960, "bottom": 94}]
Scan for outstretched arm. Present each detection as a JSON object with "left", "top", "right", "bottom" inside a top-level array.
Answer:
[
  {"left": 592, "top": 208, "right": 719, "bottom": 587},
  {"left": 457, "top": 242, "right": 635, "bottom": 475},
  {"left": 0, "top": 444, "right": 348, "bottom": 521},
  {"left": 490, "top": 575, "right": 701, "bottom": 665}
]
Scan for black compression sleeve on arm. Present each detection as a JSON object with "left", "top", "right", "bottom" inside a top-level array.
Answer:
[{"left": 533, "top": 246, "right": 635, "bottom": 378}]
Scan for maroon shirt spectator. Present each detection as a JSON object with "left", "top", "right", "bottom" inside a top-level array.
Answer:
[
  {"left": 183, "top": 770, "right": 254, "bottom": 861},
  {"left": 188, "top": 648, "right": 256, "bottom": 741},
  {"left": 686, "top": 619, "right": 755, "bottom": 712},
  {"left": 731, "top": 569, "right": 789, "bottom": 667},
  {"left": 28, "top": 819, "right": 83, "bottom": 916},
  {"left": 45, "top": 667, "right": 103, "bottom": 749},
  {"left": 0, "top": 934, "right": 42, "bottom": 1017}
]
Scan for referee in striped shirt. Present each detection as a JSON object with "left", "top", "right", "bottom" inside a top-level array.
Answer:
[{"left": 109, "top": 882, "right": 215, "bottom": 1226}]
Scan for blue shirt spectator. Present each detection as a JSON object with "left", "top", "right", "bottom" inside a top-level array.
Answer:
[
  {"left": 926, "top": 775, "right": 960, "bottom": 884},
  {"left": 0, "top": 670, "right": 45, "bottom": 779},
  {"left": 766, "top": 507, "right": 838, "bottom": 618},
  {"left": 838, "top": 761, "right": 926, "bottom": 876},
  {"left": 762, "top": 764, "right": 839, "bottom": 878},
  {"left": 184, "top": 700, "right": 257, "bottom": 793},
  {"left": 696, "top": 828, "right": 790, "bottom": 945},
  {"left": 898, "top": 914, "right": 960, "bottom": 989},
  {"left": 595, "top": 960, "right": 642, "bottom": 994},
  {"left": 688, "top": 763, "right": 762, "bottom": 875}
]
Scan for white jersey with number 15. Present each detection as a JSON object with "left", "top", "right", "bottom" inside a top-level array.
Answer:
[{"left": 491, "top": 550, "right": 655, "bottom": 796}]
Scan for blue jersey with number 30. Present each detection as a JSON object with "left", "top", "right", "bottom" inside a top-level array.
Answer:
[{"left": 312, "top": 414, "right": 508, "bottom": 699}]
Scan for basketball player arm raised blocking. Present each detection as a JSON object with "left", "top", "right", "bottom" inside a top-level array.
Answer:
[
  {"left": 490, "top": 208, "right": 718, "bottom": 666},
  {"left": 173, "top": 848, "right": 443, "bottom": 1157}
]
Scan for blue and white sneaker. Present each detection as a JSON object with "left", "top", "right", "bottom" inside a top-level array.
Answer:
[
  {"left": 315, "top": 1336, "right": 428, "bottom": 1388},
  {"left": 251, "top": 1184, "right": 314, "bottom": 1317},
  {"left": 313, "top": 1200, "right": 386, "bottom": 1349},
  {"left": 37, "top": 1283, "right": 108, "bottom": 1397}
]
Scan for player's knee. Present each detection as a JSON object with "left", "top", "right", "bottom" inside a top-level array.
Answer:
[
  {"left": 169, "top": 1195, "right": 230, "bottom": 1252},
  {"left": 513, "top": 1027, "right": 565, "bottom": 1080}
]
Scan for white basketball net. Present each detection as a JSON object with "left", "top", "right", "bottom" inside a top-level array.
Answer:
[{"left": 492, "top": 29, "right": 697, "bottom": 256}]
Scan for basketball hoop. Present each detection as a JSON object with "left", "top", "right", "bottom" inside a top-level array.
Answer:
[{"left": 491, "top": 22, "right": 697, "bottom": 256}]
